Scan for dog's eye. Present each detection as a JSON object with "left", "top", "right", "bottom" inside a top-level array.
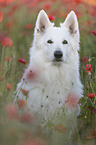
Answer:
[
  {"left": 47, "top": 40, "right": 53, "bottom": 44},
  {"left": 62, "top": 40, "right": 68, "bottom": 44}
]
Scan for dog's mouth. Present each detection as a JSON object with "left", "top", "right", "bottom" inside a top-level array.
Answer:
[{"left": 52, "top": 58, "right": 63, "bottom": 63}]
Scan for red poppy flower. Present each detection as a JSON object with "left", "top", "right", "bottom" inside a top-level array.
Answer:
[
  {"left": 48, "top": 14, "right": 55, "bottom": 21},
  {"left": 55, "top": 124, "right": 67, "bottom": 134},
  {"left": 18, "top": 99, "right": 26, "bottom": 108},
  {"left": 82, "top": 57, "right": 87, "bottom": 63},
  {"left": 19, "top": 112, "right": 33, "bottom": 123},
  {"left": 74, "top": 0, "right": 82, "bottom": 4},
  {"left": 5, "top": 104, "right": 18, "bottom": 119},
  {"left": 1, "top": 37, "right": 13, "bottom": 47},
  {"left": 18, "top": 58, "right": 26, "bottom": 65},
  {"left": 7, "top": 0, "right": 14, "bottom": 4},
  {"left": 21, "top": 88, "right": 28, "bottom": 97},
  {"left": 88, "top": 93, "right": 95, "bottom": 99},
  {"left": 44, "top": 3, "right": 51, "bottom": 10},
  {"left": 6, "top": 21, "right": 12, "bottom": 29},
  {"left": 6, "top": 83, "right": 12, "bottom": 91},
  {"left": 25, "top": 69, "right": 37, "bottom": 81},
  {"left": 25, "top": 24, "right": 33, "bottom": 29},
  {"left": 85, "top": 64, "right": 92, "bottom": 72},
  {"left": 6, "top": 56, "right": 12, "bottom": 62},
  {"left": 0, "top": 11, "right": 3, "bottom": 23},
  {"left": 92, "top": 31, "right": 96, "bottom": 36},
  {"left": 67, "top": 95, "right": 79, "bottom": 108},
  {"left": 0, "top": 76, "right": 4, "bottom": 81}
]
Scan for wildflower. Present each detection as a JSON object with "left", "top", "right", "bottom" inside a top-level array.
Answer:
[
  {"left": 0, "top": 76, "right": 4, "bottom": 81},
  {"left": 18, "top": 58, "right": 26, "bottom": 65},
  {"left": 88, "top": 93, "right": 95, "bottom": 99},
  {"left": 90, "top": 9, "right": 95, "bottom": 17},
  {"left": 25, "top": 24, "right": 33, "bottom": 29},
  {"left": 21, "top": 88, "right": 28, "bottom": 97},
  {"left": 19, "top": 112, "right": 33, "bottom": 123},
  {"left": 6, "top": 56, "right": 12, "bottom": 62},
  {"left": 85, "top": 64, "right": 92, "bottom": 72},
  {"left": 24, "top": 69, "right": 37, "bottom": 81},
  {"left": 18, "top": 99, "right": 26, "bottom": 108},
  {"left": 88, "top": 130, "right": 96, "bottom": 139},
  {"left": 48, "top": 14, "right": 55, "bottom": 21},
  {"left": 87, "top": 20, "right": 91, "bottom": 26},
  {"left": 20, "top": 139, "right": 46, "bottom": 145},
  {"left": 55, "top": 124, "right": 67, "bottom": 134},
  {"left": 6, "top": 83, "right": 12, "bottom": 91},
  {"left": 67, "top": 95, "right": 79, "bottom": 108},
  {"left": 74, "top": 0, "right": 82, "bottom": 4},
  {"left": 44, "top": 3, "right": 51, "bottom": 10},
  {"left": 6, "top": 0, "right": 14, "bottom": 4},
  {"left": 82, "top": 57, "right": 87, "bottom": 63},
  {"left": 52, "top": 0, "right": 57, "bottom": 2},
  {"left": 0, "top": 11, "right": 3, "bottom": 23},
  {"left": 11, "top": 5, "right": 18, "bottom": 12},
  {"left": 1, "top": 37, "right": 13, "bottom": 47},
  {"left": 5, "top": 104, "right": 18, "bottom": 119},
  {"left": 6, "top": 21, "right": 12, "bottom": 29},
  {"left": 92, "top": 30, "right": 96, "bottom": 36}
]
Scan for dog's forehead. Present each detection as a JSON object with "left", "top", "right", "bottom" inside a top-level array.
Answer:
[{"left": 45, "top": 27, "right": 70, "bottom": 40}]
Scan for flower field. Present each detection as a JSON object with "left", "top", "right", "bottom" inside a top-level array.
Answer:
[{"left": 0, "top": 0, "right": 96, "bottom": 145}]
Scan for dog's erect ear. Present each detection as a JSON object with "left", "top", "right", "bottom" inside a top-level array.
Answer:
[
  {"left": 61, "top": 11, "right": 79, "bottom": 34},
  {"left": 35, "top": 10, "right": 54, "bottom": 33}
]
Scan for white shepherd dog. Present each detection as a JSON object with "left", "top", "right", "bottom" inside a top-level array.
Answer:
[{"left": 15, "top": 10, "right": 83, "bottom": 144}]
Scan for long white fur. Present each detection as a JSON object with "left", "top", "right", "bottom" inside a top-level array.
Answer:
[{"left": 15, "top": 10, "right": 83, "bottom": 123}]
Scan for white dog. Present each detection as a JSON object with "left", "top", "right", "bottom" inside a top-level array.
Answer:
[{"left": 15, "top": 10, "right": 83, "bottom": 144}]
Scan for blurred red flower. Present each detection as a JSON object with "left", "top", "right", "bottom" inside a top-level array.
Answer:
[
  {"left": 74, "top": 0, "right": 82, "bottom": 4},
  {"left": 21, "top": 88, "right": 28, "bottom": 97},
  {"left": 20, "top": 139, "right": 46, "bottom": 145},
  {"left": 87, "top": 20, "right": 91, "bottom": 26},
  {"left": 11, "top": 5, "right": 18, "bottom": 12},
  {"left": 19, "top": 112, "right": 33, "bottom": 123},
  {"left": 0, "top": 11, "right": 3, "bottom": 23},
  {"left": 88, "top": 93, "right": 95, "bottom": 99},
  {"left": 85, "top": 64, "right": 92, "bottom": 72},
  {"left": 82, "top": 57, "right": 87, "bottom": 63},
  {"left": 6, "top": 56, "right": 12, "bottom": 62},
  {"left": 67, "top": 95, "right": 79, "bottom": 108},
  {"left": 44, "top": 3, "right": 51, "bottom": 10},
  {"left": 1, "top": 37, "right": 13, "bottom": 47},
  {"left": 5, "top": 104, "right": 18, "bottom": 119},
  {"left": 48, "top": 14, "right": 55, "bottom": 21},
  {"left": 0, "top": 76, "right": 4, "bottom": 81},
  {"left": 55, "top": 124, "right": 67, "bottom": 134},
  {"left": 25, "top": 24, "right": 33, "bottom": 29},
  {"left": 92, "top": 30, "right": 96, "bottom": 36},
  {"left": 6, "top": 83, "right": 12, "bottom": 91},
  {"left": 6, "top": 21, "right": 12, "bottom": 29},
  {"left": 88, "top": 130, "right": 96, "bottom": 139},
  {"left": 18, "top": 99, "right": 26, "bottom": 108},
  {"left": 18, "top": 58, "right": 26, "bottom": 64},
  {"left": 24, "top": 69, "right": 37, "bottom": 81}
]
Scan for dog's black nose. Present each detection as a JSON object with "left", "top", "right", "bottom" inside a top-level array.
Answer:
[{"left": 54, "top": 50, "right": 63, "bottom": 59}]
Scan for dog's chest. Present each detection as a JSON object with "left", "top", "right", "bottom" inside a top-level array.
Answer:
[{"left": 26, "top": 68, "right": 75, "bottom": 116}]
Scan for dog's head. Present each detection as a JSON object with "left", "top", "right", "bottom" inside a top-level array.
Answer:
[{"left": 33, "top": 10, "right": 80, "bottom": 65}]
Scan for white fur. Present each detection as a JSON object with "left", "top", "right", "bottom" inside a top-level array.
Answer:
[{"left": 15, "top": 10, "right": 83, "bottom": 125}]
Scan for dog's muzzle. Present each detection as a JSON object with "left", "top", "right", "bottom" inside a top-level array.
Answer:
[{"left": 54, "top": 50, "right": 63, "bottom": 62}]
